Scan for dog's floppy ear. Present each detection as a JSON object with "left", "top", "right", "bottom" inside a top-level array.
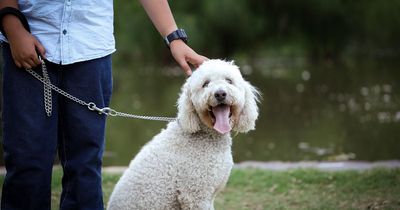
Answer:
[
  {"left": 233, "top": 81, "right": 260, "bottom": 133},
  {"left": 177, "top": 80, "right": 201, "bottom": 133}
]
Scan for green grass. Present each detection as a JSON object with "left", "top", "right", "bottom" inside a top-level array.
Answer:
[
  {"left": 214, "top": 169, "right": 400, "bottom": 210},
  {"left": 0, "top": 168, "right": 399, "bottom": 210}
]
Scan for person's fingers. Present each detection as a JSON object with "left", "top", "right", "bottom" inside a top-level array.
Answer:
[
  {"left": 14, "top": 60, "right": 22, "bottom": 68},
  {"left": 34, "top": 39, "right": 46, "bottom": 59},
  {"left": 26, "top": 39, "right": 44, "bottom": 66},
  {"left": 169, "top": 41, "right": 208, "bottom": 76},
  {"left": 26, "top": 58, "right": 37, "bottom": 68},
  {"left": 177, "top": 58, "right": 192, "bottom": 76},
  {"left": 201, "top": 55, "right": 209, "bottom": 62},
  {"left": 28, "top": 57, "right": 39, "bottom": 67},
  {"left": 187, "top": 54, "right": 209, "bottom": 69},
  {"left": 30, "top": 53, "right": 41, "bottom": 66},
  {"left": 196, "top": 55, "right": 209, "bottom": 68},
  {"left": 21, "top": 61, "right": 33, "bottom": 69}
]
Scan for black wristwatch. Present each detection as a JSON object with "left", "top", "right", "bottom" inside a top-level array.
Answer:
[{"left": 164, "top": 29, "right": 188, "bottom": 48}]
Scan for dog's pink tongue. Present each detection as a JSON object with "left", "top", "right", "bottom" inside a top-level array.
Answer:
[{"left": 212, "top": 105, "right": 231, "bottom": 134}]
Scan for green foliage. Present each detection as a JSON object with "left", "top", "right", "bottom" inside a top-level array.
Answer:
[{"left": 114, "top": 0, "right": 400, "bottom": 63}]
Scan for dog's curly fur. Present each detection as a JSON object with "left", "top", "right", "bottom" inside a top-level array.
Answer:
[{"left": 107, "top": 59, "right": 260, "bottom": 210}]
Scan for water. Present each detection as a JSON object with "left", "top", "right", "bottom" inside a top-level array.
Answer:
[
  {"left": 0, "top": 57, "right": 399, "bottom": 166},
  {"left": 102, "top": 57, "right": 400, "bottom": 166}
]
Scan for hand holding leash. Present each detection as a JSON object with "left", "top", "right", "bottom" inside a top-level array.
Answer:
[
  {"left": 0, "top": 6, "right": 46, "bottom": 69},
  {"left": 8, "top": 28, "right": 45, "bottom": 69}
]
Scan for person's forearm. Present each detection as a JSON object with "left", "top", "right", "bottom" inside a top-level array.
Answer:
[
  {"left": 138, "top": 0, "right": 208, "bottom": 75},
  {"left": 0, "top": 0, "right": 26, "bottom": 39},
  {"left": 0, "top": 0, "right": 18, "bottom": 9},
  {"left": 138, "top": 0, "right": 178, "bottom": 37}
]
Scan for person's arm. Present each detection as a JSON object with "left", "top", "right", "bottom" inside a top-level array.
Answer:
[
  {"left": 0, "top": 0, "right": 45, "bottom": 69},
  {"left": 139, "top": 0, "right": 207, "bottom": 76}
]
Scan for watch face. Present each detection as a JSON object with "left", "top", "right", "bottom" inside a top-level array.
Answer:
[
  {"left": 165, "top": 29, "right": 188, "bottom": 46},
  {"left": 177, "top": 29, "right": 187, "bottom": 39}
]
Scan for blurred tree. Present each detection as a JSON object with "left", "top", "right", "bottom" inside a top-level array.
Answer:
[{"left": 113, "top": 0, "right": 400, "bottom": 63}]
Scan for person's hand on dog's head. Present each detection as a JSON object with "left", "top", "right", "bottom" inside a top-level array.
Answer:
[{"left": 169, "top": 40, "right": 208, "bottom": 76}]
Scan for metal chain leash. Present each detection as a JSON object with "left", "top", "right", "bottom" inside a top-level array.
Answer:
[
  {"left": 26, "top": 57, "right": 176, "bottom": 122},
  {"left": 41, "top": 56, "right": 52, "bottom": 116}
]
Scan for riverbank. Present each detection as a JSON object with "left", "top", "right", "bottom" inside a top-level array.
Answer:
[
  {"left": 0, "top": 160, "right": 399, "bottom": 175},
  {"left": 101, "top": 160, "right": 400, "bottom": 174}
]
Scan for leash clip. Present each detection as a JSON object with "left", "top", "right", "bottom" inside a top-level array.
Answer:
[
  {"left": 101, "top": 107, "right": 118, "bottom": 116},
  {"left": 87, "top": 102, "right": 117, "bottom": 116},
  {"left": 87, "top": 102, "right": 103, "bottom": 114}
]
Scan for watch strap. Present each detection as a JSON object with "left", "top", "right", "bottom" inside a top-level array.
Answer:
[{"left": 164, "top": 29, "right": 188, "bottom": 47}]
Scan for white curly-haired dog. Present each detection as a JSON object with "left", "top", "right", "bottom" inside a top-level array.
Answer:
[{"left": 107, "top": 59, "right": 259, "bottom": 210}]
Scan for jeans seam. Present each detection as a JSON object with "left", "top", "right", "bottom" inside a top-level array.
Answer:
[
  {"left": 58, "top": 66, "right": 71, "bottom": 209},
  {"left": 60, "top": 135, "right": 70, "bottom": 209}
]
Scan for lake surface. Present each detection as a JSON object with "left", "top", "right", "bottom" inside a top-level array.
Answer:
[
  {"left": 103, "top": 57, "right": 400, "bottom": 166},
  {"left": 0, "top": 56, "right": 399, "bottom": 166}
]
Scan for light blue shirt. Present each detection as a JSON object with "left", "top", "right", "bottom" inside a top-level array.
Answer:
[{"left": 0, "top": 0, "right": 116, "bottom": 65}]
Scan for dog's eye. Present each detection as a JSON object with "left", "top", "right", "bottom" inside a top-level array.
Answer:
[
  {"left": 226, "top": 78, "right": 233, "bottom": 84},
  {"left": 202, "top": 80, "right": 210, "bottom": 88}
]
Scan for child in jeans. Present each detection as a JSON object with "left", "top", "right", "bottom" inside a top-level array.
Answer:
[{"left": 0, "top": 0, "right": 207, "bottom": 209}]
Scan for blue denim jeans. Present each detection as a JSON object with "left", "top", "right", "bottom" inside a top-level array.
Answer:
[{"left": 1, "top": 43, "right": 112, "bottom": 210}]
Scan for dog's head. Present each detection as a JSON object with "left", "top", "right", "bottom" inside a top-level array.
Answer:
[{"left": 177, "top": 59, "right": 260, "bottom": 134}]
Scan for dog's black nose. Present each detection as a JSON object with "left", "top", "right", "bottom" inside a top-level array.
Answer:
[{"left": 214, "top": 90, "right": 227, "bottom": 101}]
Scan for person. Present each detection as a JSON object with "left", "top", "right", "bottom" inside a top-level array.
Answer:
[{"left": 0, "top": 0, "right": 207, "bottom": 209}]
